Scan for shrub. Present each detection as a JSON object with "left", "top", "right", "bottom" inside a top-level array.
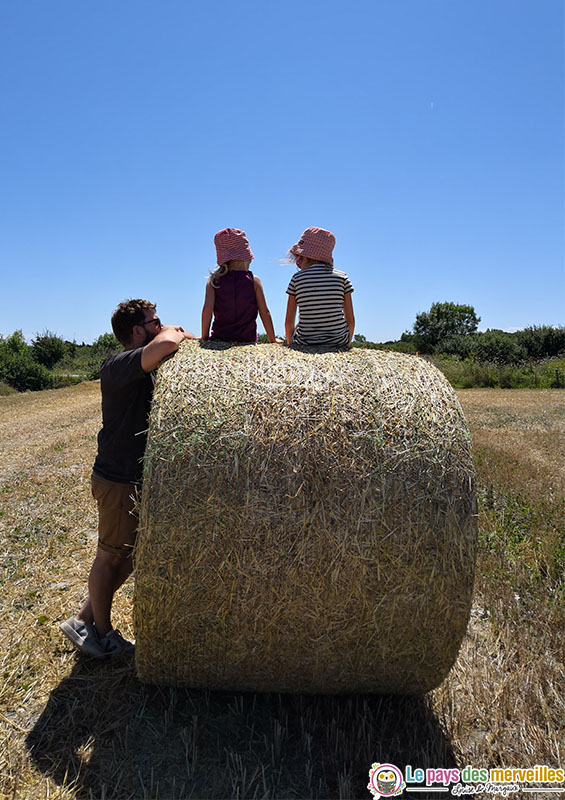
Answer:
[
  {"left": 474, "top": 331, "right": 526, "bottom": 364},
  {"left": 351, "top": 339, "right": 418, "bottom": 353},
  {"left": 1, "top": 329, "right": 28, "bottom": 356},
  {"left": 77, "top": 333, "right": 122, "bottom": 381},
  {"left": 92, "top": 332, "right": 121, "bottom": 356},
  {"left": 438, "top": 335, "right": 474, "bottom": 360},
  {"left": 32, "top": 331, "right": 66, "bottom": 369},
  {"left": 0, "top": 333, "right": 54, "bottom": 391},
  {"left": 51, "top": 375, "right": 82, "bottom": 389},
  {"left": 0, "top": 380, "right": 17, "bottom": 396},
  {"left": 439, "top": 331, "right": 527, "bottom": 364},
  {"left": 431, "top": 354, "right": 565, "bottom": 389},
  {"left": 516, "top": 326, "right": 565, "bottom": 359}
]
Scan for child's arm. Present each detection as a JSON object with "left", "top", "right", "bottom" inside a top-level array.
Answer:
[
  {"left": 253, "top": 276, "right": 280, "bottom": 343},
  {"left": 201, "top": 279, "right": 215, "bottom": 339},
  {"left": 343, "top": 292, "right": 355, "bottom": 342},
  {"left": 285, "top": 295, "right": 297, "bottom": 345}
]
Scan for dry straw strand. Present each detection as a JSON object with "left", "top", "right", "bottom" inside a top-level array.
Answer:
[{"left": 134, "top": 342, "right": 477, "bottom": 693}]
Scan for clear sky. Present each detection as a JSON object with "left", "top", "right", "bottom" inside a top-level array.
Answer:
[{"left": 1, "top": 0, "right": 563, "bottom": 344}]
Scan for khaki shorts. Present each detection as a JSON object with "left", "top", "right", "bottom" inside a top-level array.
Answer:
[{"left": 91, "top": 471, "right": 139, "bottom": 557}]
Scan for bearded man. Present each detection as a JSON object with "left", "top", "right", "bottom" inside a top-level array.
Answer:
[{"left": 60, "top": 299, "right": 196, "bottom": 657}]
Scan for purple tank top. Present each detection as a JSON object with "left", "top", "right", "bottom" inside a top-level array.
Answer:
[{"left": 211, "top": 270, "right": 258, "bottom": 342}]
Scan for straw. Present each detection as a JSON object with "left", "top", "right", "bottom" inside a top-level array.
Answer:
[{"left": 134, "top": 342, "right": 477, "bottom": 693}]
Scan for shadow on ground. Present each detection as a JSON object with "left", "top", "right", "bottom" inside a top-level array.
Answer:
[{"left": 27, "top": 656, "right": 456, "bottom": 799}]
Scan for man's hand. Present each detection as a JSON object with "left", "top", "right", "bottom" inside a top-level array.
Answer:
[
  {"left": 163, "top": 325, "right": 199, "bottom": 341},
  {"left": 141, "top": 325, "right": 197, "bottom": 372}
]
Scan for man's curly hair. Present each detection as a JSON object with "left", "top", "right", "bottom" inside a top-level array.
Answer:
[{"left": 111, "top": 299, "right": 156, "bottom": 346}]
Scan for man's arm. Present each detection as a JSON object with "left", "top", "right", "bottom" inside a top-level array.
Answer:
[
  {"left": 285, "top": 295, "right": 297, "bottom": 345},
  {"left": 201, "top": 280, "right": 215, "bottom": 340},
  {"left": 343, "top": 292, "right": 355, "bottom": 342},
  {"left": 141, "top": 326, "right": 193, "bottom": 372}
]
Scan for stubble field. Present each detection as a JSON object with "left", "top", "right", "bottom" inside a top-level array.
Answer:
[{"left": 0, "top": 381, "right": 563, "bottom": 799}]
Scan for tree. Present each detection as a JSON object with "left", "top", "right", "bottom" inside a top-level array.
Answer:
[
  {"left": 516, "top": 325, "right": 565, "bottom": 359},
  {"left": 412, "top": 302, "right": 480, "bottom": 353},
  {"left": 439, "top": 330, "right": 526, "bottom": 364},
  {"left": 2, "top": 329, "right": 28, "bottom": 356},
  {"left": 0, "top": 331, "right": 53, "bottom": 391},
  {"left": 32, "top": 330, "right": 66, "bottom": 369},
  {"left": 92, "top": 332, "right": 121, "bottom": 355},
  {"left": 473, "top": 330, "right": 525, "bottom": 364}
]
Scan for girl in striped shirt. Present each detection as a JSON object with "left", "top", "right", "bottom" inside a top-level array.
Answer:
[{"left": 284, "top": 227, "right": 355, "bottom": 347}]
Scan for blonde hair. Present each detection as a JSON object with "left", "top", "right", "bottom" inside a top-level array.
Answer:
[{"left": 210, "top": 263, "right": 230, "bottom": 288}]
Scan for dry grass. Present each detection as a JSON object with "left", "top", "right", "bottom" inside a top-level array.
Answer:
[
  {"left": 136, "top": 343, "right": 477, "bottom": 694},
  {"left": 456, "top": 389, "right": 564, "bottom": 492},
  {"left": 434, "top": 389, "right": 564, "bottom": 775},
  {"left": 0, "top": 381, "right": 563, "bottom": 799}
]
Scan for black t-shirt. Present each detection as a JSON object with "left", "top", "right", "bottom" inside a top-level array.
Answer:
[{"left": 93, "top": 348, "right": 155, "bottom": 484}]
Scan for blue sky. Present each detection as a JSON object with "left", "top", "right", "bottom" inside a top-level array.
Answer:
[{"left": 1, "top": 0, "right": 563, "bottom": 343}]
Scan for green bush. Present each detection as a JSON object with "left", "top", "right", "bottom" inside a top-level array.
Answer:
[
  {"left": 440, "top": 331, "right": 526, "bottom": 364},
  {"left": 92, "top": 332, "right": 121, "bottom": 356},
  {"left": 474, "top": 331, "right": 526, "bottom": 364},
  {"left": 438, "top": 335, "right": 474, "bottom": 360},
  {"left": 0, "top": 332, "right": 54, "bottom": 391},
  {"left": 1, "top": 329, "right": 28, "bottom": 356},
  {"left": 51, "top": 375, "right": 83, "bottom": 389},
  {"left": 31, "top": 331, "right": 66, "bottom": 369},
  {"left": 0, "top": 380, "right": 17, "bottom": 396},
  {"left": 516, "top": 325, "right": 565, "bottom": 359},
  {"left": 431, "top": 354, "right": 565, "bottom": 389},
  {"left": 351, "top": 339, "right": 417, "bottom": 353}
]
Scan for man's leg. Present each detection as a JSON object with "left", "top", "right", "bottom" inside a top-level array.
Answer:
[
  {"left": 61, "top": 472, "right": 138, "bottom": 656},
  {"left": 78, "top": 548, "right": 134, "bottom": 636}
]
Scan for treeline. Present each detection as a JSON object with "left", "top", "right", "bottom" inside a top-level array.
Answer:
[
  {"left": 353, "top": 325, "right": 565, "bottom": 364},
  {"left": 1, "top": 308, "right": 564, "bottom": 394},
  {"left": 404, "top": 325, "right": 565, "bottom": 363},
  {"left": 352, "top": 302, "right": 565, "bottom": 389},
  {"left": 354, "top": 324, "right": 565, "bottom": 362},
  {"left": 0, "top": 331, "right": 120, "bottom": 393}
]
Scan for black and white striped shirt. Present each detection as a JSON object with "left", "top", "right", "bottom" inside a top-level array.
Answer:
[{"left": 286, "top": 264, "right": 354, "bottom": 346}]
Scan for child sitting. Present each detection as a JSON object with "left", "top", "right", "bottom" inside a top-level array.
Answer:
[
  {"left": 284, "top": 227, "right": 355, "bottom": 346},
  {"left": 201, "top": 228, "right": 279, "bottom": 343}
]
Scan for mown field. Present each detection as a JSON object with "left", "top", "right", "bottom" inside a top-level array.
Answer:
[{"left": 0, "top": 382, "right": 563, "bottom": 799}]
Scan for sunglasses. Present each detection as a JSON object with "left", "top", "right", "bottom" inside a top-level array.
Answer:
[{"left": 138, "top": 317, "right": 162, "bottom": 328}]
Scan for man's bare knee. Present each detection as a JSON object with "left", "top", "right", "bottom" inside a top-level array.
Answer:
[{"left": 94, "top": 547, "right": 130, "bottom": 569}]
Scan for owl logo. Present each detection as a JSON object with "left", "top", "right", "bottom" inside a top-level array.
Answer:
[{"left": 367, "top": 762, "right": 405, "bottom": 797}]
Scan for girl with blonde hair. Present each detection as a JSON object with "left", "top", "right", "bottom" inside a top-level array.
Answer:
[{"left": 201, "top": 228, "right": 279, "bottom": 343}]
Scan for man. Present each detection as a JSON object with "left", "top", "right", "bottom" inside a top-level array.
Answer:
[{"left": 60, "top": 299, "right": 196, "bottom": 657}]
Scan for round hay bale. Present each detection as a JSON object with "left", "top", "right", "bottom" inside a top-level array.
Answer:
[{"left": 134, "top": 341, "right": 477, "bottom": 694}]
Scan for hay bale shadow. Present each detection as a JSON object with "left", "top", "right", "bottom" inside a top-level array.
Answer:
[{"left": 26, "top": 659, "right": 457, "bottom": 799}]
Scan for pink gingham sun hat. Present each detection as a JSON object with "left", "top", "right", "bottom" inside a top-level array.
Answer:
[
  {"left": 289, "top": 227, "right": 335, "bottom": 266},
  {"left": 214, "top": 228, "right": 254, "bottom": 266}
]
